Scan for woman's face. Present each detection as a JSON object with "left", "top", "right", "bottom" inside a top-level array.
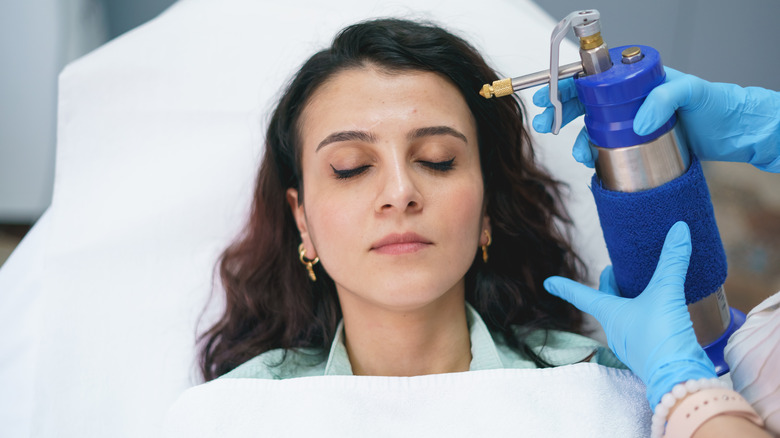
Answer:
[{"left": 288, "top": 66, "right": 489, "bottom": 312}]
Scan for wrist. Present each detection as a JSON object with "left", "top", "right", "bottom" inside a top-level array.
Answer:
[
  {"left": 650, "top": 379, "right": 765, "bottom": 438},
  {"left": 646, "top": 361, "right": 717, "bottom": 408},
  {"left": 664, "top": 388, "right": 764, "bottom": 437},
  {"left": 651, "top": 377, "right": 726, "bottom": 437},
  {"left": 741, "top": 86, "right": 780, "bottom": 172}
]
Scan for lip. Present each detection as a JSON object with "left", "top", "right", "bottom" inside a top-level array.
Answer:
[{"left": 370, "top": 232, "right": 433, "bottom": 255}]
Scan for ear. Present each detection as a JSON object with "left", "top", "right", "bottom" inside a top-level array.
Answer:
[
  {"left": 480, "top": 216, "right": 492, "bottom": 246},
  {"left": 286, "top": 188, "right": 317, "bottom": 258}
]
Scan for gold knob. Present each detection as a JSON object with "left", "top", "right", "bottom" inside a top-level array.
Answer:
[
  {"left": 479, "top": 78, "right": 513, "bottom": 99},
  {"left": 579, "top": 32, "right": 604, "bottom": 50},
  {"left": 621, "top": 46, "right": 641, "bottom": 58},
  {"left": 621, "top": 46, "right": 643, "bottom": 64}
]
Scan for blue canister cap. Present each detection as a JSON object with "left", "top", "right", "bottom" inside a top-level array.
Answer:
[{"left": 574, "top": 45, "right": 675, "bottom": 148}]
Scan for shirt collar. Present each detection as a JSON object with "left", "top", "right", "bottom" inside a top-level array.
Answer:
[
  {"left": 323, "top": 320, "right": 354, "bottom": 376},
  {"left": 323, "top": 302, "right": 504, "bottom": 376},
  {"left": 464, "top": 302, "right": 505, "bottom": 371}
]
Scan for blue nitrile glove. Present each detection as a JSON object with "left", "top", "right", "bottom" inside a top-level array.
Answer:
[
  {"left": 634, "top": 67, "right": 780, "bottom": 172},
  {"left": 543, "top": 222, "right": 717, "bottom": 410},
  {"left": 532, "top": 68, "right": 780, "bottom": 173},
  {"left": 531, "top": 78, "right": 594, "bottom": 167}
]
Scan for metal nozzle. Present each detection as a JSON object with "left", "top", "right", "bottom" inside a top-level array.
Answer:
[
  {"left": 574, "top": 15, "right": 611, "bottom": 76},
  {"left": 479, "top": 61, "right": 583, "bottom": 99}
]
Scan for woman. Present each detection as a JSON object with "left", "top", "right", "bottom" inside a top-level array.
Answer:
[
  {"left": 197, "top": 18, "right": 769, "bottom": 437},
  {"left": 199, "top": 18, "right": 619, "bottom": 381}
]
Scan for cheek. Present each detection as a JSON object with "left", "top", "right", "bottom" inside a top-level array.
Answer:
[
  {"left": 431, "top": 178, "right": 485, "bottom": 239},
  {"left": 303, "top": 189, "right": 368, "bottom": 256}
]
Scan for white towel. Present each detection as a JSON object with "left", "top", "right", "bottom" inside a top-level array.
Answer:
[{"left": 164, "top": 364, "right": 651, "bottom": 437}]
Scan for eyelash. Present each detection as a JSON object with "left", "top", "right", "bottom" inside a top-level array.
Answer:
[
  {"left": 331, "top": 164, "right": 371, "bottom": 179},
  {"left": 330, "top": 158, "right": 455, "bottom": 180},
  {"left": 420, "top": 157, "right": 455, "bottom": 172}
]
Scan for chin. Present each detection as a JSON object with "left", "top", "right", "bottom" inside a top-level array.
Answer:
[{"left": 364, "top": 277, "right": 465, "bottom": 312}]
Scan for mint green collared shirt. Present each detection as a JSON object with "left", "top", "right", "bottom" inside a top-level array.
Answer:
[{"left": 223, "top": 304, "right": 624, "bottom": 379}]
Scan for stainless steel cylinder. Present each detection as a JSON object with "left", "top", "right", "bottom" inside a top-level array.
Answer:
[
  {"left": 688, "top": 286, "right": 731, "bottom": 345},
  {"left": 593, "top": 124, "right": 731, "bottom": 346},
  {"left": 593, "top": 125, "right": 690, "bottom": 191}
]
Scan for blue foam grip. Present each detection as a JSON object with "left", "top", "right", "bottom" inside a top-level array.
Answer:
[{"left": 590, "top": 156, "right": 727, "bottom": 304}]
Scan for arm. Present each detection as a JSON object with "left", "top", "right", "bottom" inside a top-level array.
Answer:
[{"left": 693, "top": 411, "right": 770, "bottom": 438}]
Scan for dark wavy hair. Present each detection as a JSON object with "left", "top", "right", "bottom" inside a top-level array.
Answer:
[{"left": 199, "top": 18, "right": 585, "bottom": 381}]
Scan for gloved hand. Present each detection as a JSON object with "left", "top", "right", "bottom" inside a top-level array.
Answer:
[
  {"left": 532, "top": 67, "right": 780, "bottom": 173},
  {"left": 531, "top": 77, "right": 594, "bottom": 167},
  {"left": 543, "top": 222, "right": 717, "bottom": 409}
]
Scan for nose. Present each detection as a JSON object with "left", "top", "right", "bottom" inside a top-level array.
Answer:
[{"left": 375, "top": 160, "right": 423, "bottom": 214}]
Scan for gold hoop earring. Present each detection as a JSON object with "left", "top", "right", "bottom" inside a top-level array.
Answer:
[
  {"left": 481, "top": 229, "right": 492, "bottom": 263},
  {"left": 298, "top": 243, "right": 319, "bottom": 281}
]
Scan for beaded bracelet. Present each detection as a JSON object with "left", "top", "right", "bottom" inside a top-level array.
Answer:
[
  {"left": 650, "top": 378, "right": 764, "bottom": 438},
  {"left": 650, "top": 378, "right": 726, "bottom": 438}
]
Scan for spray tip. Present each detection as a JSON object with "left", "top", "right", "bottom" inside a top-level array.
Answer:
[{"left": 479, "top": 84, "right": 494, "bottom": 99}]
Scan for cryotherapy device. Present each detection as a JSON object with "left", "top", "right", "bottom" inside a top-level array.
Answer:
[{"left": 480, "top": 10, "right": 744, "bottom": 375}]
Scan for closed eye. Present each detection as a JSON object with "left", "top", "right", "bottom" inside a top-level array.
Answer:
[
  {"left": 331, "top": 164, "right": 370, "bottom": 179},
  {"left": 420, "top": 158, "right": 455, "bottom": 172}
]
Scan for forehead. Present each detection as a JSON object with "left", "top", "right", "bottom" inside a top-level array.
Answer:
[{"left": 298, "top": 67, "right": 477, "bottom": 142}]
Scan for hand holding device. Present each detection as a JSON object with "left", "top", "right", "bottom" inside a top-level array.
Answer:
[{"left": 544, "top": 222, "right": 717, "bottom": 408}]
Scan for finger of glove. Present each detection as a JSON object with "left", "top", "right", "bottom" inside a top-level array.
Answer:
[
  {"left": 532, "top": 99, "right": 586, "bottom": 133},
  {"left": 572, "top": 128, "right": 595, "bottom": 168},
  {"left": 633, "top": 70, "right": 698, "bottom": 136},
  {"left": 598, "top": 266, "right": 620, "bottom": 297},
  {"left": 532, "top": 78, "right": 579, "bottom": 107},
  {"left": 662, "top": 66, "right": 685, "bottom": 81},
  {"left": 544, "top": 276, "right": 620, "bottom": 324},
  {"left": 646, "top": 221, "right": 692, "bottom": 294}
]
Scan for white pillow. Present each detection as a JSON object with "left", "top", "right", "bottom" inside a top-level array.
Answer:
[{"left": 0, "top": 0, "right": 606, "bottom": 436}]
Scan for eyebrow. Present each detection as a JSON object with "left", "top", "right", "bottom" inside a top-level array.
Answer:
[
  {"left": 315, "top": 125, "right": 468, "bottom": 152},
  {"left": 316, "top": 131, "right": 377, "bottom": 151},
  {"left": 407, "top": 126, "right": 468, "bottom": 144}
]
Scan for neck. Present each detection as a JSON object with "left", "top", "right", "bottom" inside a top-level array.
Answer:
[{"left": 338, "top": 286, "right": 471, "bottom": 377}]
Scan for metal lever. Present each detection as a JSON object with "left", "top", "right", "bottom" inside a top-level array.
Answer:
[{"left": 549, "top": 9, "right": 600, "bottom": 134}]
